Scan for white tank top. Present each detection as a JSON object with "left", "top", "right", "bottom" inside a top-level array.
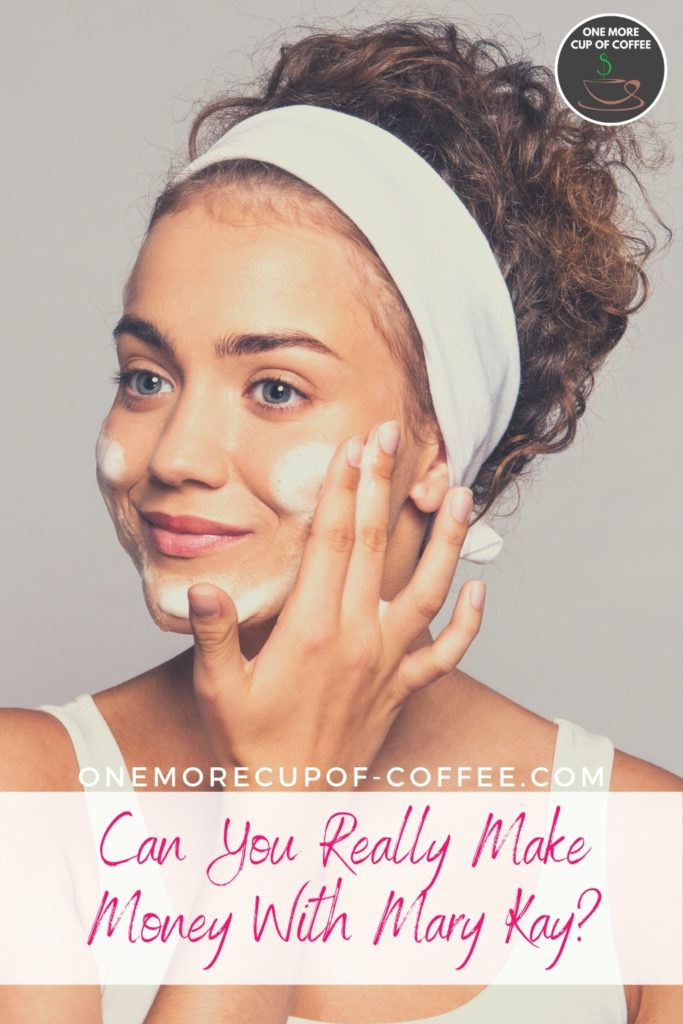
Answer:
[{"left": 38, "top": 693, "right": 628, "bottom": 1024}]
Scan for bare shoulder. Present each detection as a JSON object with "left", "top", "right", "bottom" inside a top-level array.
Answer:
[
  {"left": 634, "top": 983, "right": 683, "bottom": 1022},
  {"left": 0, "top": 650, "right": 190, "bottom": 792},
  {"left": 0, "top": 648, "right": 196, "bottom": 794},
  {"left": 0, "top": 708, "right": 81, "bottom": 790},
  {"left": 423, "top": 670, "right": 683, "bottom": 796},
  {"left": 433, "top": 675, "right": 682, "bottom": 1024},
  {"left": 611, "top": 747, "right": 682, "bottom": 792}
]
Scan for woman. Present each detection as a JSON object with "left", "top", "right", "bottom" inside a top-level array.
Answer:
[{"left": 2, "top": 17, "right": 680, "bottom": 1024}]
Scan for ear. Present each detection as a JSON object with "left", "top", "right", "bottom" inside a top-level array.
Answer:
[{"left": 409, "top": 433, "right": 450, "bottom": 514}]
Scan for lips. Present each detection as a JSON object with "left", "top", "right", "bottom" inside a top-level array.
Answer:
[{"left": 139, "top": 510, "right": 253, "bottom": 558}]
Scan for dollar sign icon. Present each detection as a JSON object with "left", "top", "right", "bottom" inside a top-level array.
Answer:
[{"left": 597, "top": 52, "right": 613, "bottom": 77}]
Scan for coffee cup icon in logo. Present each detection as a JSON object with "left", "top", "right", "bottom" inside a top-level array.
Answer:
[{"left": 579, "top": 79, "right": 645, "bottom": 112}]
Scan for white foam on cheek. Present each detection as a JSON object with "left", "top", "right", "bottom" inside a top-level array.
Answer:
[
  {"left": 156, "top": 583, "right": 192, "bottom": 621},
  {"left": 95, "top": 428, "right": 126, "bottom": 483},
  {"left": 268, "top": 441, "right": 338, "bottom": 519}
]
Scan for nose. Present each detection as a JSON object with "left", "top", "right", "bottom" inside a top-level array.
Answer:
[{"left": 147, "top": 387, "right": 233, "bottom": 489}]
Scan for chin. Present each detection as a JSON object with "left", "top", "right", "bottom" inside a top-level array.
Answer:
[
  {"left": 157, "top": 612, "right": 195, "bottom": 636},
  {"left": 139, "top": 575, "right": 290, "bottom": 636}
]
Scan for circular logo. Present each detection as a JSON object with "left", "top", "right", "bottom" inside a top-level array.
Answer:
[{"left": 555, "top": 13, "right": 666, "bottom": 125}]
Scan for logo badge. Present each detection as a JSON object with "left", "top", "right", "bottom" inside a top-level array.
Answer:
[{"left": 555, "top": 14, "right": 666, "bottom": 125}]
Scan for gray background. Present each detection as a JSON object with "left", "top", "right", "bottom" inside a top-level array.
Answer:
[{"left": 1, "top": 1, "right": 680, "bottom": 773}]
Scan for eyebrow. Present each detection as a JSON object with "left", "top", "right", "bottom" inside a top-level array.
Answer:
[{"left": 112, "top": 314, "right": 343, "bottom": 362}]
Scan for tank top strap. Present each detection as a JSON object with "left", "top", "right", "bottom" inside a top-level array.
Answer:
[
  {"left": 38, "top": 693, "right": 133, "bottom": 791},
  {"left": 37, "top": 694, "right": 175, "bottom": 989},
  {"left": 551, "top": 716, "right": 615, "bottom": 792}
]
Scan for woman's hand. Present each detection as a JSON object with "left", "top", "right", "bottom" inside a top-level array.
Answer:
[{"left": 187, "top": 420, "right": 485, "bottom": 786}]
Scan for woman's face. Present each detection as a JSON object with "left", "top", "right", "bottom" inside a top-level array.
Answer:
[{"left": 97, "top": 190, "right": 439, "bottom": 637}]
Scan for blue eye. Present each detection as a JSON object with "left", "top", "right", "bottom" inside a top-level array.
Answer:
[
  {"left": 130, "top": 371, "right": 169, "bottom": 396},
  {"left": 251, "top": 376, "right": 307, "bottom": 413},
  {"left": 260, "top": 380, "right": 292, "bottom": 404},
  {"left": 111, "top": 369, "right": 173, "bottom": 401}
]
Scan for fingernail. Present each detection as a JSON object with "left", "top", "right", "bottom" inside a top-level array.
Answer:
[
  {"left": 378, "top": 420, "right": 400, "bottom": 455},
  {"left": 346, "top": 436, "right": 364, "bottom": 467},
  {"left": 188, "top": 588, "right": 221, "bottom": 618},
  {"left": 469, "top": 580, "right": 486, "bottom": 611},
  {"left": 450, "top": 487, "right": 473, "bottom": 523}
]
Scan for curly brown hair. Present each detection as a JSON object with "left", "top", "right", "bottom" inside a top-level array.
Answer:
[{"left": 143, "top": 17, "right": 669, "bottom": 551}]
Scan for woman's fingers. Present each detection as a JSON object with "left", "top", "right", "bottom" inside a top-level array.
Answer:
[
  {"left": 342, "top": 421, "right": 400, "bottom": 622},
  {"left": 392, "top": 578, "right": 486, "bottom": 701},
  {"left": 381, "top": 485, "right": 474, "bottom": 662},
  {"left": 285, "top": 420, "right": 400, "bottom": 638},
  {"left": 281, "top": 434, "right": 363, "bottom": 637},
  {"left": 188, "top": 583, "right": 247, "bottom": 707}
]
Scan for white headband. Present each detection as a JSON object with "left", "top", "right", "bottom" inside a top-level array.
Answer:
[{"left": 172, "top": 105, "right": 520, "bottom": 563}]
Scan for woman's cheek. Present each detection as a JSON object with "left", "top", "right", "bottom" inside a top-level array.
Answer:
[
  {"left": 95, "top": 424, "right": 128, "bottom": 484},
  {"left": 95, "top": 423, "right": 127, "bottom": 518},
  {"left": 267, "top": 440, "right": 339, "bottom": 522},
  {"left": 95, "top": 423, "right": 146, "bottom": 571}
]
